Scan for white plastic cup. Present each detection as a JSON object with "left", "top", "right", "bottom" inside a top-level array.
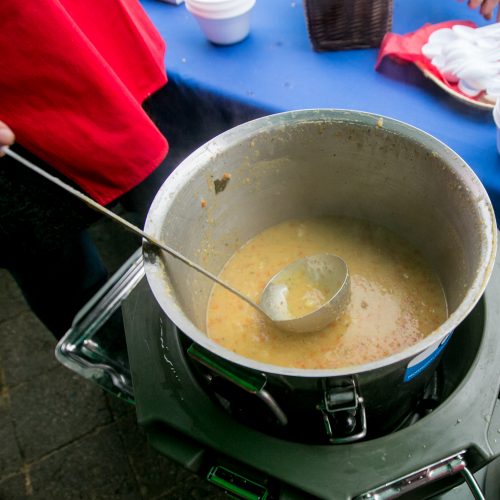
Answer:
[
  {"left": 185, "top": 0, "right": 255, "bottom": 45},
  {"left": 494, "top": 98, "right": 500, "bottom": 156}
]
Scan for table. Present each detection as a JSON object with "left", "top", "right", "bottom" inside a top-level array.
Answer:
[{"left": 142, "top": 0, "right": 500, "bottom": 216}]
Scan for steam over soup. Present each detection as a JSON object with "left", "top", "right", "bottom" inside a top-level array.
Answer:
[{"left": 206, "top": 217, "right": 447, "bottom": 369}]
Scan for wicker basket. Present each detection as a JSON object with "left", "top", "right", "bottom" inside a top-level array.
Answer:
[{"left": 303, "top": 0, "right": 393, "bottom": 52}]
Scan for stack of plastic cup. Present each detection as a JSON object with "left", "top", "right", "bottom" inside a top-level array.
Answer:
[{"left": 185, "top": 0, "right": 256, "bottom": 45}]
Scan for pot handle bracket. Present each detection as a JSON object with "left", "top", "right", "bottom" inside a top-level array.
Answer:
[
  {"left": 355, "top": 450, "right": 485, "bottom": 500},
  {"left": 187, "top": 344, "right": 288, "bottom": 426},
  {"left": 55, "top": 249, "right": 145, "bottom": 402},
  {"left": 317, "top": 376, "right": 367, "bottom": 444}
]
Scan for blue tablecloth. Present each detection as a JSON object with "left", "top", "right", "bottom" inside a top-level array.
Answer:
[{"left": 142, "top": 0, "right": 500, "bottom": 218}]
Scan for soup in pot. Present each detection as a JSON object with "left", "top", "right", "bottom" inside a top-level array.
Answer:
[{"left": 206, "top": 216, "right": 447, "bottom": 369}]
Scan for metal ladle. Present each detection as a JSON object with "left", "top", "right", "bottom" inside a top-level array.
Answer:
[{"left": 2, "top": 147, "right": 350, "bottom": 333}]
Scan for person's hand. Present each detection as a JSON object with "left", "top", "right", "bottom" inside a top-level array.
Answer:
[
  {"left": 0, "top": 121, "right": 15, "bottom": 156},
  {"left": 467, "top": 0, "right": 500, "bottom": 21}
]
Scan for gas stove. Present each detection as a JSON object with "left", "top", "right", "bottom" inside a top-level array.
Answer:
[{"left": 57, "top": 247, "right": 500, "bottom": 499}]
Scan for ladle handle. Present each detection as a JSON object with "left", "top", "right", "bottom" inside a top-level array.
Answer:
[{"left": 1, "top": 146, "right": 260, "bottom": 312}]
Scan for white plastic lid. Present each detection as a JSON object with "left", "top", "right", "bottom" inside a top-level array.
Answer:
[{"left": 185, "top": 0, "right": 255, "bottom": 19}]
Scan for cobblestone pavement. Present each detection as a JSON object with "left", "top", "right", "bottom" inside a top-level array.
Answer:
[{"left": 0, "top": 215, "right": 225, "bottom": 500}]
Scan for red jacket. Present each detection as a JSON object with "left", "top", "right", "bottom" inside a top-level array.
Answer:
[{"left": 0, "top": 0, "right": 168, "bottom": 205}]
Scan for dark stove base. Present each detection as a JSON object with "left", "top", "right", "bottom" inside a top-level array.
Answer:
[
  {"left": 57, "top": 246, "right": 500, "bottom": 499},
  {"left": 122, "top": 260, "right": 500, "bottom": 499}
]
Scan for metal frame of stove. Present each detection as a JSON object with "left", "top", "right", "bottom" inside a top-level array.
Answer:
[{"left": 56, "top": 247, "right": 500, "bottom": 499}]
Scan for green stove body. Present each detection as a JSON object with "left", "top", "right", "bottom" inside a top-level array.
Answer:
[{"left": 57, "top": 248, "right": 500, "bottom": 499}]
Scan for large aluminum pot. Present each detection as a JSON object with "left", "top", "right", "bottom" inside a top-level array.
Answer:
[{"left": 143, "top": 110, "right": 497, "bottom": 441}]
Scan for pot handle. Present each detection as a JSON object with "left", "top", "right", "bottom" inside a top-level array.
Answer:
[
  {"left": 55, "top": 249, "right": 145, "bottom": 402},
  {"left": 187, "top": 344, "right": 288, "bottom": 426},
  {"left": 355, "top": 450, "right": 485, "bottom": 500}
]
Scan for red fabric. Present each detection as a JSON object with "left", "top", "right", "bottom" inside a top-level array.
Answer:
[
  {"left": 376, "top": 20, "right": 478, "bottom": 100},
  {"left": 0, "top": 0, "right": 169, "bottom": 205}
]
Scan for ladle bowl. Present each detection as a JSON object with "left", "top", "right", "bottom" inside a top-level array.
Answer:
[{"left": 259, "top": 254, "right": 350, "bottom": 333}]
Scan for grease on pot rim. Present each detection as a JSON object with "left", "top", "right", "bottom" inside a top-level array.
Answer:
[
  {"left": 206, "top": 216, "right": 447, "bottom": 369},
  {"left": 214, "top": 172, "right": 232, "bottom": 194}
]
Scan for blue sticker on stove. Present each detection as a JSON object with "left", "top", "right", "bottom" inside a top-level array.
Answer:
[{"left": 404, "top": 332, "right": 453, "bottom": 383}]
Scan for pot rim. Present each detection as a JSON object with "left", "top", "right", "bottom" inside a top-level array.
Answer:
[{"left": 144, "top": 109, "right": 497, "bottom": 378}]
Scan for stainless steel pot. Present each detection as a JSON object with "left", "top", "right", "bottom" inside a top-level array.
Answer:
[{"left": 143, "top": 109, "right": 497, "bottom": 441}]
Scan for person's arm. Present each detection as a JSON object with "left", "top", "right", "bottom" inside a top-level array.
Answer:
[
  {"left": 467, "top": 0, "right": 500, "bottom": 21},
  {"left": 0, "top": 121, "right": 15, "bottom": 156}
]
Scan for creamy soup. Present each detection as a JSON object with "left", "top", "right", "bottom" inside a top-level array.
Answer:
[
  {"left": 269, "top": 262, "right": 339, "bottom": 320},
  {"left": 206, "top": 217, "right": 447, "bottom": 369}
]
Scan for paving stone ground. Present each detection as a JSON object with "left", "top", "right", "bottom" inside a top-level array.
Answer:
[{"left": 0, "top": 215, "right": 224, "bottom": 500}]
